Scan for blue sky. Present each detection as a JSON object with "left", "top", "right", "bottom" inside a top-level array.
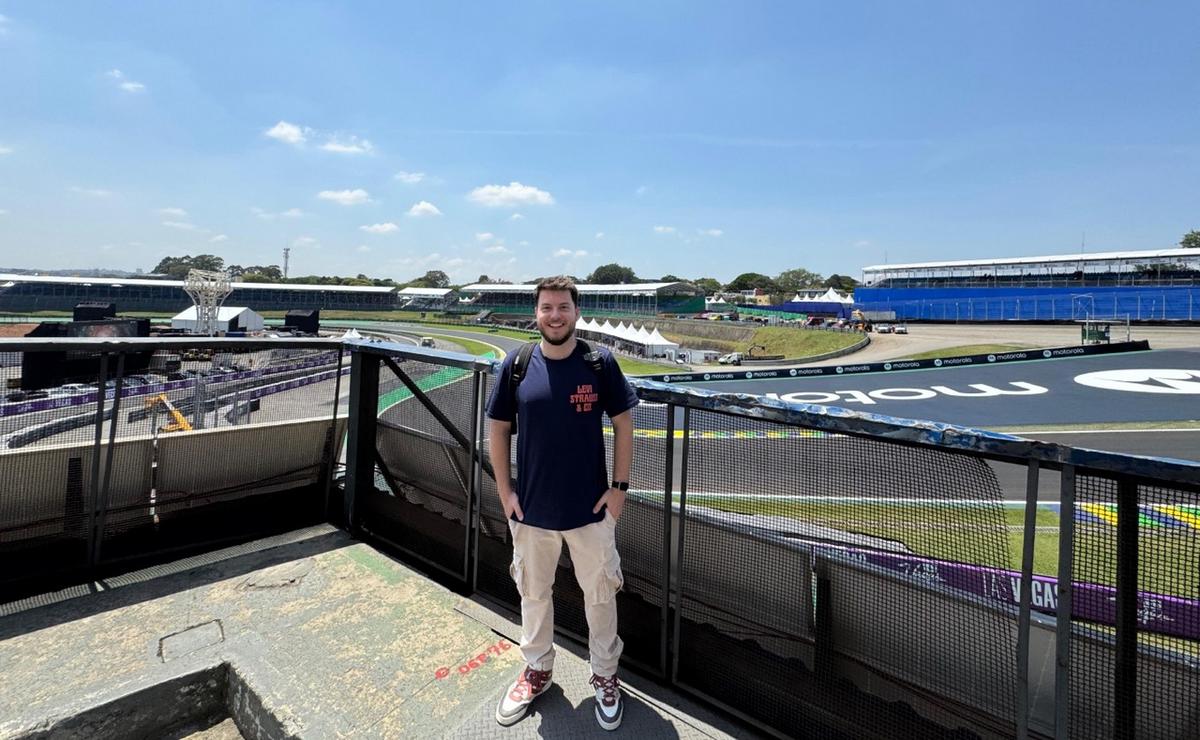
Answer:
[{"left": 0, "top": 2, "right": 1196, "bottom": 284}]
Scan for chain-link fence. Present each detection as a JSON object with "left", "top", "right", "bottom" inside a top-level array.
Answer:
[{"left": 0, "top": 338, "right": 347, "bottom": 600}]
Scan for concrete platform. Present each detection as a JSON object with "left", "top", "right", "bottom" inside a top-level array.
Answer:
[{"left": 0, "top": 524, "right": 758, "bottom": 739}]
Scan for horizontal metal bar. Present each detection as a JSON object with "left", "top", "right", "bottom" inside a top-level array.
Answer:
[
  {"left": 0, "top": 337, "right": 342, "bottom": 352},
  {"left": 348, "top": 338, "right": 497, "bottom": 372}
]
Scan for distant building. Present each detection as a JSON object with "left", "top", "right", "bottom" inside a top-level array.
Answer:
[
  {"left": 456, "top": 282, "right": 704, "bottom": 317},
  {"left": 0, "top": 273, "right": 400, "bottom": 313},
  {"left": 855, "top": 247, "right": 1200, "bottom": 321},
  {"left": 396, "top": 287, "right": 455, "bottom": 310},
  {"left": 171, "top": 306, "right": 265, "bottom": 333}
]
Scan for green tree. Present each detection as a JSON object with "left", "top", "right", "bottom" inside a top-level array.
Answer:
[
  {"left": 692, "top": 277, "right": 722, "bottom": 295},
  {"left": 774, "top": 267, "right": 825, "bottom": 293},
  {"left": 659, "top": 274, "right": 683, "bottom": 282},
  {"left": 725, "top": 272, "right": 778, "bottom": 293},
  {"left": 151, "top": 254, "right": 227, "bottom": 279},
  {"left": 586, "top": 263, "right": 637, "bottom": 284},
  {"left": 1181, "top": 230, "right": 1200, "bottom": 249},
  {"left": 409, "top": 270, "right": 450, "bottom": 288},
  {"left": 824, "top": 274, "right": 859, "bottom": 292}
]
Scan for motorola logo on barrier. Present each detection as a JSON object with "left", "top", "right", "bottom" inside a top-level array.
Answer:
[{"left": 1074, "top": 369, "right": 1200, "bottom": 394}]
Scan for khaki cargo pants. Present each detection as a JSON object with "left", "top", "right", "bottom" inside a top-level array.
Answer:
[{"left": 508, "top": 512, "right": 625, "bottom": 677}]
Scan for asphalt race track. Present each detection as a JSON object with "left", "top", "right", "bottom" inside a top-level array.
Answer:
[{"left": 686, "top": 347, "right": 1200, "bottom": 428}]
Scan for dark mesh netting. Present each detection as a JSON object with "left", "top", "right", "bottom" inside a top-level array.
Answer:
[
  {"left": 1070, "top": 474, "right": 1200, "bottom": 739},
  {"left": 1, "top": 344, "right": 346, "bottom": 601},
  {"left": 674, "top": 408, "right": 1015, "bottom": 738},
  {"left": 371, "top": 358, "right": 482, "bottom": 579}
]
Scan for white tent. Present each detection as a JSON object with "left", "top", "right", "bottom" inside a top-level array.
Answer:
[
  {"left": 170, "top": 306, "right": 265, "bottom": 334},
  {"left": 342, "top": 327, "right": 363, "bottom": 339}
]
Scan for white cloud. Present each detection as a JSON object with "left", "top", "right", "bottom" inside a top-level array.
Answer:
[
  {"left": 468, "top": 182, "right": 555, "bottom": 208},
  {"left": 292, "top": 236, "right": 319, "bottom": 248},
  {"left": 210, "top": 234, "right": 229, "bottom": 243},
  {"left": 0, "top": 209, "right": 8, "bottom": 216},
  {"left": 553, "top": 248, "right": 588, "bottom": 258},
  {"left": 635, "top": 185, "right": 648, "bottom": 197},
  {"left": 162, "top": 220, "right": 198, "bottom": 230},
  {"left": 321, "top": 135, "right": 373, "bottom": 154},
  {"left": 697, "top": 228, "right": 724, "bottom": 237},
  {"left": 158, "top": 207, "right": 188, "bottom": 217},
  {"left": 394, "top": 170, "right": 425, "bottom": 184},
  {"left": 407, "top": 200, "right": 442, "bottom": 217},
  {"left": 445, "top": 257, "right": 467, "bottom": 268},
  {"left": 595, "top": 232, "right": 605, "bottom": 239},
  {"left": 509, "top": 213, "right": 525, "bottom": 221},
  {"left": 854, "top": 239, "right": 872, "bottom": 248},
  {"left": 653, "top": 225, "right": 676, "bottom": 234},
  {"left": 265, "top": 121, "right": 308, "bottom": 146},
  {"left": 356, "top": 245, "right": 371, "bottom": 253},
  {"left": 484, "top": 245, "right": 510, "bottom": 254},
  {"left": 106, "top": 69, "right": 146, "bottom": 93},
  {"left": 360, "top": 222, "right": 399, "bottom": 234},
  {"left": 0, "top": 146, "right": 11, "bottom": 156},
  {"left": 475, "top": 232, "right": 495, "bottom": 242},
  {"left": 317, "top": 189, "right": 371, "bottom": 205},
  {"left": 70, "top": 186, "right": 112, "bottom": 197},
  {"left": 0, "top": 14, "right": 9, "bottom": 35},
  {"left": 253, "top": 206, "right": 306, "bottom": 220}
]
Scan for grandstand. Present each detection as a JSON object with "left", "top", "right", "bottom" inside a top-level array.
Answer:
[
  {"left": 0, "top": 273, "right": 400, "bottom": 313},
  {"left": 855, "top": 247, "right": 1200, "bottom": 321},
  {"left": 395, "top": 287, "right": 455, "bottom": 311},
  {"left": 457, "top": 281, "right": 704, "bottom": 317}
]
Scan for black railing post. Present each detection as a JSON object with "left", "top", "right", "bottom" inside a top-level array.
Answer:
[
  {"left": 322, "top": 347, "right": 347, "bottom": 520},
  {"left": 343, "top": 349, "right": 380, "bottom": 534},
  {"left": 670, "top": 406, "right": 691, "bottom": 683},
  {"left": 462, "top": 369, "right": 484, "bottom": 585},
  {"left": 470, "top": 369, "right": 488, "bottom": 594},
  {"left": 92, "top": 352, "right": 126, "bottom": 568},
  {"left": 1055, "top": 464, "right": 1076, "bottom": 739},
  {"left": 86, "top": 353, "right": 110, "bottom": 573},
  {"left": 1016, "top": 459, "right": 1040, "bottom": 740},
  {"left": 814, "top": 559, "right": 833, "bottom": 678},
  {"left": 660, "top": 403, "right": 676, "bottom": 678},
  {"left": 1114, "top": 477, "right": 1139, "bottom": 740}
]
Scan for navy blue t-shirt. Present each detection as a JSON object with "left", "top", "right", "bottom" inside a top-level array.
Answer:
[{"left": 486, "top": 341, "right": 639, "bottom": 530}]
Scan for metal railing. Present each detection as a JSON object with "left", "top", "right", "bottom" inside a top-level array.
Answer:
[{"left": 2, "top": 335, "right": 1198, "bottom": 739}]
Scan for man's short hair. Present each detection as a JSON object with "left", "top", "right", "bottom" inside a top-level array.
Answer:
[{"left": 534, "top": 276, "right": 579, "bottom": 307}]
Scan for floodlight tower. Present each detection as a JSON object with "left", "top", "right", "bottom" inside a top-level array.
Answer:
[
  {"left": 184, "top": 269, "right": 233, "bottom": 336},
  {"left": 283, "top": 247, "right": 290, "bottom": 279}
]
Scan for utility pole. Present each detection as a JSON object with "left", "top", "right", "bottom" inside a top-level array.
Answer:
[{"left": 283, "top": 247, "right": 291, "bottom": 279}]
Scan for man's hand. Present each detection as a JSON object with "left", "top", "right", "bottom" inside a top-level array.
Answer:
[
  {"left": 593, "top": 488, "right": 626, "bottom": 521},
  {"left": 500, "top": 490, "right": 524, "bottom": 521}
]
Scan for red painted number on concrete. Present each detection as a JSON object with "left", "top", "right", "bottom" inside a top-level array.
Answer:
[{"left": 434, "top": 640, "right": 513, "bottom": 680}]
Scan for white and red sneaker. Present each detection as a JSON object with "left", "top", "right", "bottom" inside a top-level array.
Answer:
[
  {"left": 495, "top": 666, "right": 553, "bottom": 726},
  {"left": 590, "top": 672, "right": 623, "bottom": 730}
]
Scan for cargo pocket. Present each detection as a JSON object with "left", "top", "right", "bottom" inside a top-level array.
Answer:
[{"left": 584, "top": 557, "right": 624, "bottom": 606}]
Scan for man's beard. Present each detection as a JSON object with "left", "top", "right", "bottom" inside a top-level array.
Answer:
[{"left": 540, "top": 322, "right": 575, "bottom": 346}]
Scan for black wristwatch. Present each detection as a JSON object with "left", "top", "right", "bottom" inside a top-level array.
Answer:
[{"left": 610, "top": 480, "right": 629, "bottom": 491}]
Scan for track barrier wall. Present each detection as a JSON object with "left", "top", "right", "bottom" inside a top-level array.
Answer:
[{"left": 3, "top": 336, "right": 1199, "bottom": 739}]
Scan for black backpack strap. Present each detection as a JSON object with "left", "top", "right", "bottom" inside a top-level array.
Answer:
[
  {"left": 508, "top": 342, "right": 538, "bottom": 434},
  {"left": 576, "top": 339, "right": 604, "bottom": 374}
]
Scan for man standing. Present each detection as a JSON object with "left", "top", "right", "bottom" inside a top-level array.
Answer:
[{"left": 488, "top": 276, "right": 638, "bottom": 731}]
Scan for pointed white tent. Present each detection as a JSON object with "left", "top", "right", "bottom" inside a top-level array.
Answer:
[{"left": 342, "top": 327, "right": 362, "bottom": 339}]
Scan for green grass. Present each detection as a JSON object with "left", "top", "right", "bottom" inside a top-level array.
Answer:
[
  {"left": 618, "top": 357, "right": 680, "bottom": 376},
  {"left": 422, "top": 333, "right": 504, "bottom": 358},
  {"left": 893, "top": 343, "right": 1031, "bottom": 360},
  {"left": 749, "top": 326, "right": 863, "bottom": 358},
  {"left": 661, "top": 326, "right": 862, "bottom": 359},
  {"left": 677, "top": 496, "right": 1198, "bottom": 598}
]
